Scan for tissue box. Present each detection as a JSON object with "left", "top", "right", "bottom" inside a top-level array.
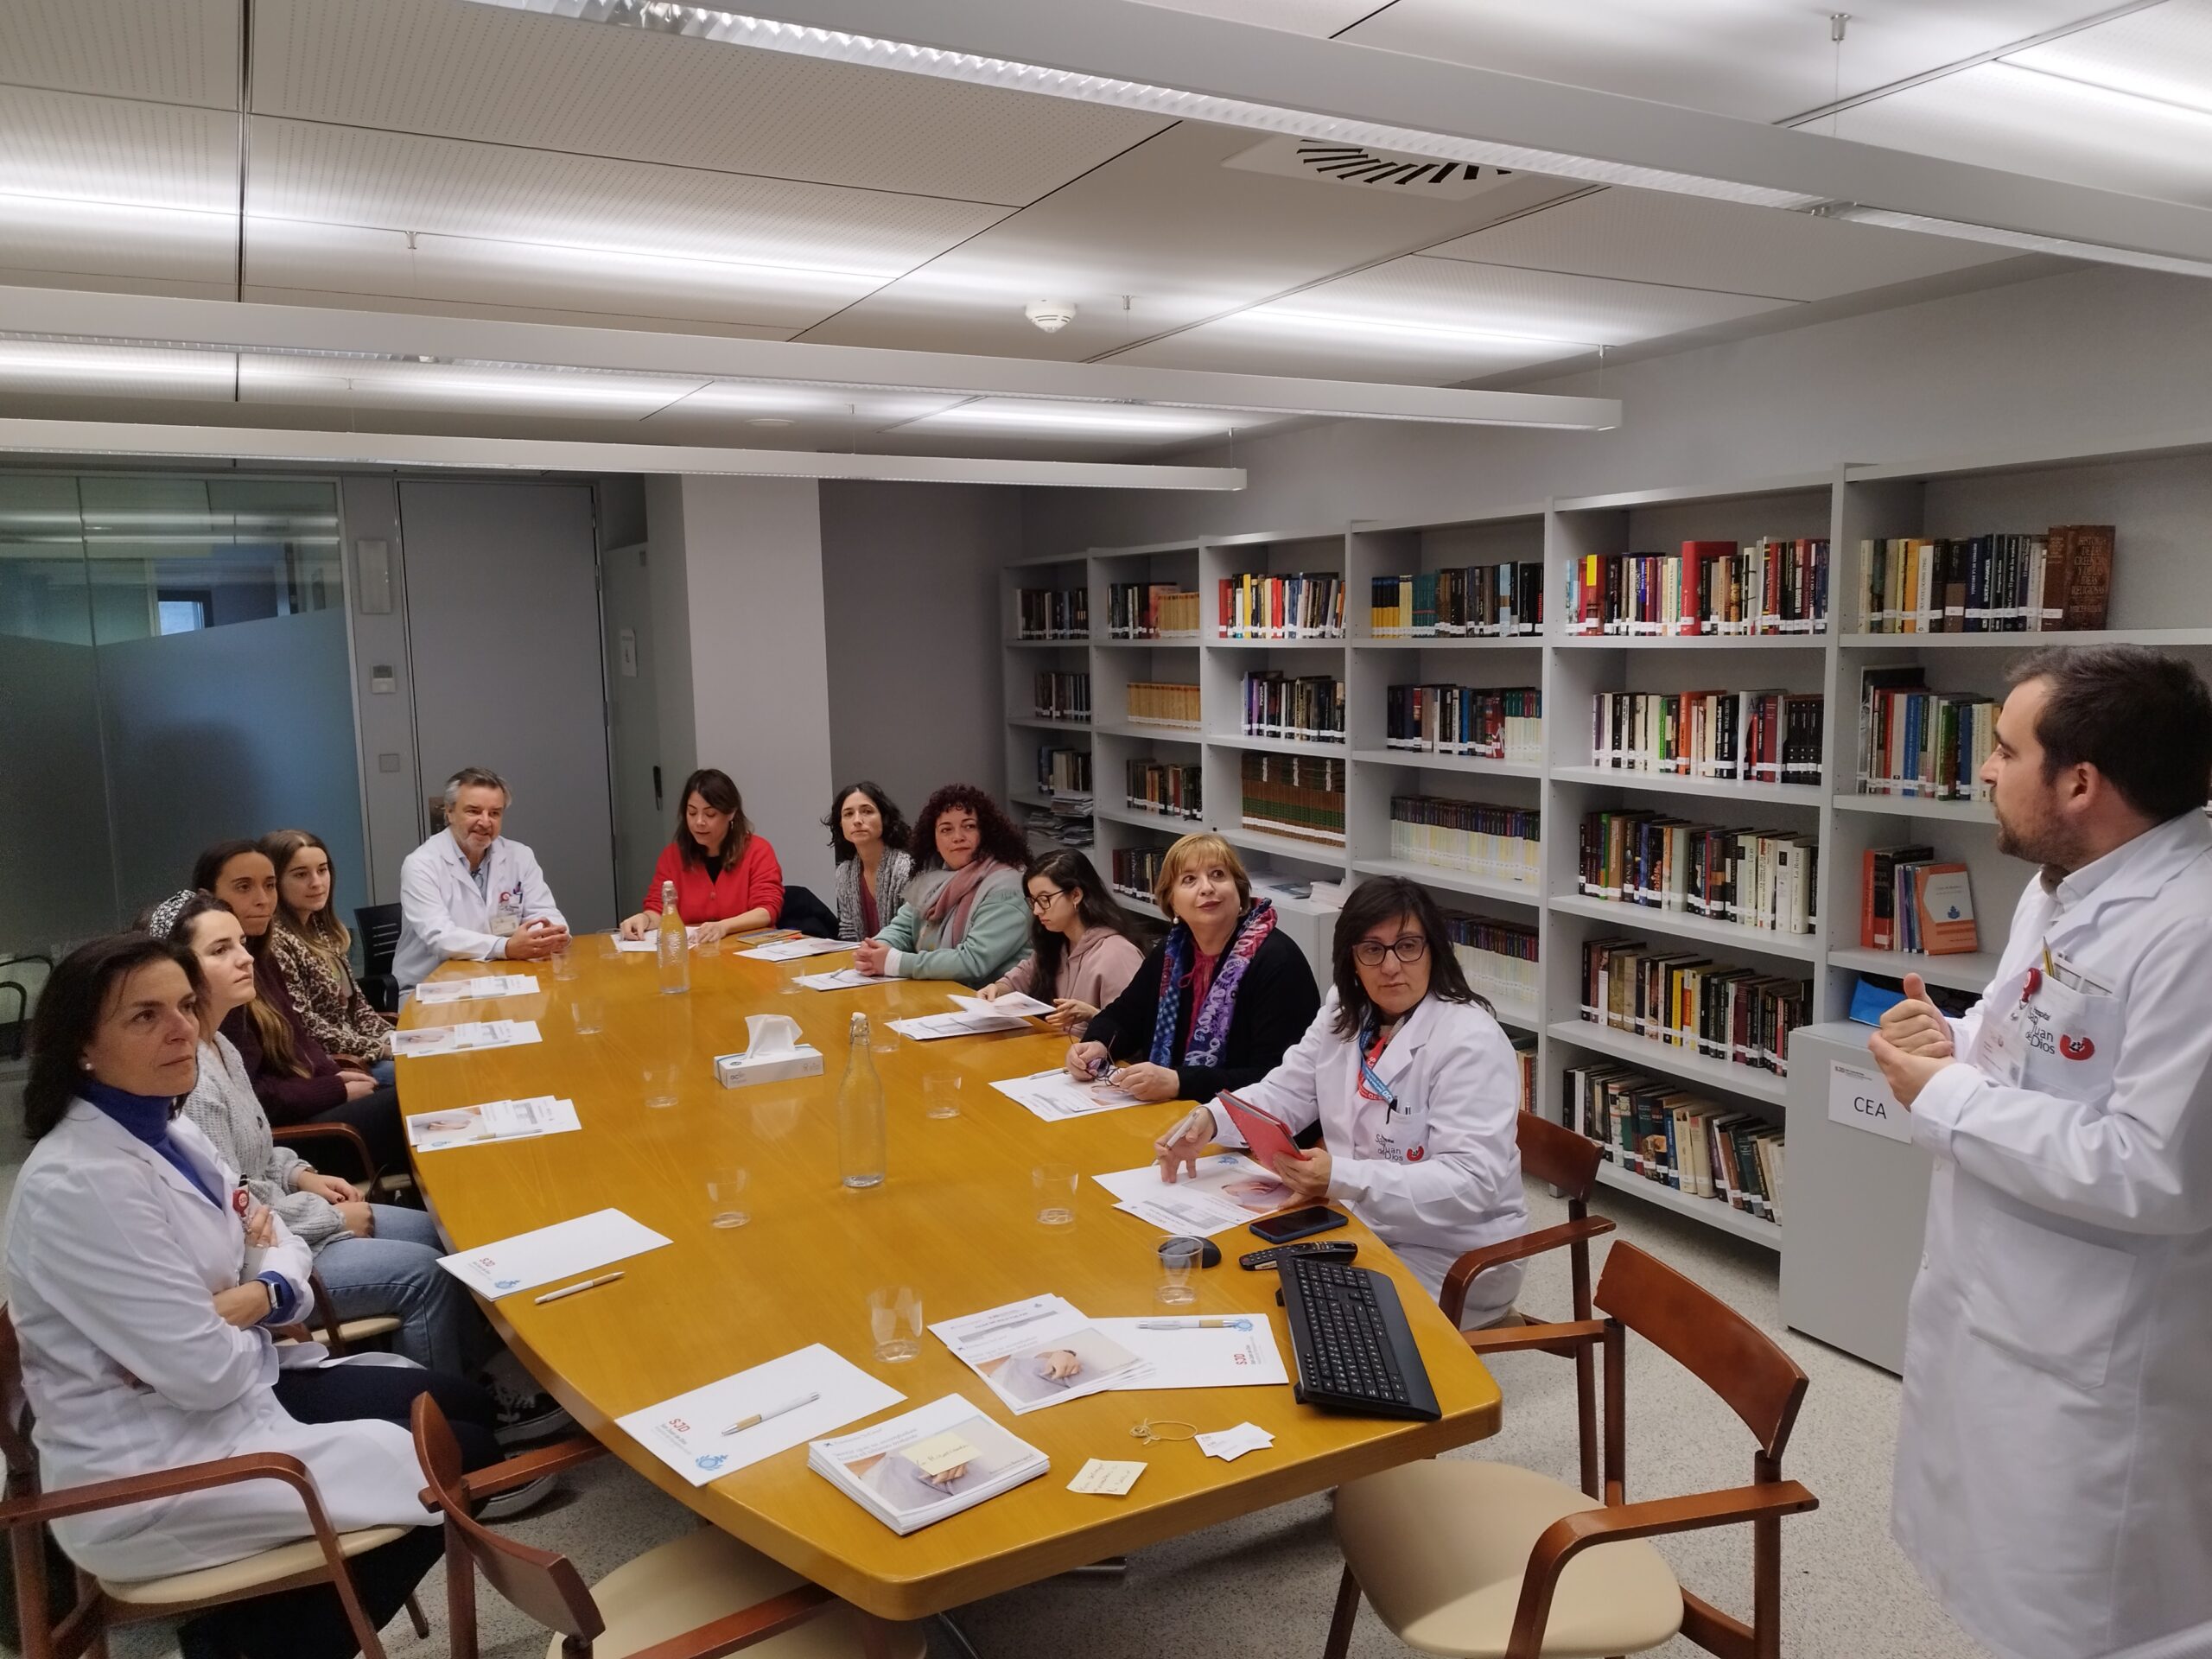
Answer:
[{"left": 714, "top": 1046, "right": 823, "bottom": 1088}]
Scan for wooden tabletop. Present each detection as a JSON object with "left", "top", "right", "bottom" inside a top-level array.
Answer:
[{"left": 398, "top": 936, "right": 1501, "bottom": 1622}]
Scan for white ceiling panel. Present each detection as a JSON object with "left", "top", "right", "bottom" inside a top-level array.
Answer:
[
  {"left": 1427, "top": 188, "right": 2013, "bottom": 301},
  {"left": 0, "top": 340, "right": 236, "bottom": 401},
  {"left": 1128, "top": 0, "right": 1384, "bottom": 35},
  {"left": 246, "top": 118, "right": 1009, "bottom": 276},
  {"left": 1344, "top": 0, "right": 2103, "bottom": 124},
  {"left": 251, "top": 0, "right": 1167, "bottom": 207},
  {"left": 0, "top": 86, "right": 237, "bottom": 211},
  {"left": 1834, "top": 59, "right": 2212, "bottom": 207},
  {"left": 245, "top": 219, "right": 885, "bottom": 332},
  {"left": 0, "top": 193, "right": 238, "bottom": 286},
  {"left": 236, "top": 354, "right": 709, "bottom": 418},
  {"left": 0, "top": 0, "right": 239, "bottom": 108},
  {"left": 2011, "top": 1, "right": 2212, "bottom": 118}
]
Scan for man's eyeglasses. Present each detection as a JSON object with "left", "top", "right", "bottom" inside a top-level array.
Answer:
[
  {"left": 1352, "top": 936, "right": 1429, "bottom": 968},
  {"left": 1027, "top": 888, "right": 1071, "bottom": 913}
]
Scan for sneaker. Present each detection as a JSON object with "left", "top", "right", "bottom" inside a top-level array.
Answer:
[
  {"left": 477, "top": 1471, "right": 559, "bottom": 1522},
  {"left": 489, "top": 1378, "right": 575, "bottom": 1447}
]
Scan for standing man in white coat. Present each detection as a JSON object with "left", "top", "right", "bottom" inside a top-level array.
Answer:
[
  {"left": 394, "top": 766, "right": 569, "bottom": 990},
  {"left": 1872, "top": 644, "right": 2212, "bottom": 1659}
]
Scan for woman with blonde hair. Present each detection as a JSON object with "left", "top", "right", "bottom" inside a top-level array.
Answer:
[
  {"left": 264, "top": 829, "right": 393, "bottom": 1083},
  {"left": 1065, "top": 833, "right": 1319, "bottom": 1103}
]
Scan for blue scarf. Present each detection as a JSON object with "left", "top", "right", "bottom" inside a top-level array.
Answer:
[{"left": 81, "top": 1077, "right": 224, "bottom": 1211}]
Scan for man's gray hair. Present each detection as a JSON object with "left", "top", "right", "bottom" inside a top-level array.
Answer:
[{"left": 443, "top": 766, "right": 511, "bottom": 810}]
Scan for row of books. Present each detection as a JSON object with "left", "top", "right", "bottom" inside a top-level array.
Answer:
[
  {"left": 1124, "top": 759, "right": 1202, "bottom": 821},
  {"left": 1218, "top": 572, "right": 1345, "bottom": 639},
  {"left": 1579, "top": 937, "right": 1811, "bottom": 1079},
  {"left": 1035, "top": 745, "right": 1090, "bottom": 797},
  {"left": 1368, "top": 563, "right": 1544, "bottom": 637},
  {"left": 1562, "top": 538, "right": 1830, "bottom": 637},
  {"left": 1510, "top": 1035, "right": 1536, "bottom": 1115},
  {"left": 1014, "top": 587, "right": 1088, "bottom": 640},
  {"left": 1446, "top": 913, "right": 1538, "bottom": 1016},
  {"left": 1560, "top": 1064, "right": 1783, "bottom": 1224},
  {"left": 1577, "top": 810, "right": 1819, "bottom": 936},
  {"left": 1857, "top": 669, "right": 1998, "bottom": 800},
  {"left": 1031, "top": 672, "right": 1091, "bottom": 723},
  {"left": 1387, "top": 795, "right": 1541, "bottom": 887},
  {"left": 1126, "top": 681, "right": 1201, "bottom": 728},
  {"left": 1240, "top": 753, "right": 1346, "bottom": 847},
  {"left": 1860, "top": 845, "right": 1980, "bottom": 954},
  {"left": 1383, "top": 684, "right": 1543, "bottom": 764},
  {"left": 1589, "top": 690, "right": 1825, "bottom": 787},
  {"left": 1240, "top": 671, "right": 1345, "bottom": 744},
  {"left": 1106, "top": 582, "right": 1199, "bottom": 639},
  {"left": 1109, "top": 846, "right": 1167, "bottom": 907},
  {"left": 1855, "top": 525, "right": 2113, "bottom": 633}
]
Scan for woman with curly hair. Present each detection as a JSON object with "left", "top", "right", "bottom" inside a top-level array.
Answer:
[{"left": 852, "top": 784, "right": 1030, "bottom": 987}]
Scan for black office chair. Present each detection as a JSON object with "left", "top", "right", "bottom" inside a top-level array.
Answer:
[
  {"left": 778, "top": 886, "right": 840, "bottom": 940},
  {"left": 354, "top": 905, "right": 404, "bottom": 1014},
  {"left": 0, "top": 957, "right": 51, "bottom": 1063}
]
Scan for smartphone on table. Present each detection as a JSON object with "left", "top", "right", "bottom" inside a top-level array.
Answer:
[{"left": 1248, "top": 1206, "right": 1349, "bottom": 1245}]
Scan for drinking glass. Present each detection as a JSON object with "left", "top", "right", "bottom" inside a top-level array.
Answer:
[
  {"left": 568, "top": 991, "right": 604, "bottom": 1035},
  {"left": 1157, "top": 1239, "right": 1202, "bottom": 1306},
  {"left": 868, "top": 1287, "right": 923, "bottom": 1363},
  {"left": 550, "top": 947, "right": 579, "bottom": 982},
  {"left": 644, "top": 1055, "right": 683, "bottom": 1109},
  {"left": 1033, "top": 1165, "right": 1077, "bottom": 1228},
  {"left": 924, "top": 1075, "right": 963, "bottom": 1120},
  {"left": 706, "top": 1168, "right": 749, "bottom": 1229}
]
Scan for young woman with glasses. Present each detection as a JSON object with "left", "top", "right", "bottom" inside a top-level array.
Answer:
[
  {"left": 977, "top": 850, "right": 1149, "bottom": 1037},
  {"left": 1150, "top": 875, "right": 1529, "bottom": 1327}
]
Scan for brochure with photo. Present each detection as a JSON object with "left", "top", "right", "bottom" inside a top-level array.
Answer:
[
  {"left": 809, "top": 1394, "right": 1046, "bottom": 1535},
  {"left": 988, "top": 1068, "right": 1145, "bottom": 1123},
  {"left": 950, "top": 991, "right": 1055, "bottom": 1020},
  {"left": 1090, "top": 1154, "right": 1298, "bottom": 1237},
  {"left": 405, "top": 1095, "right": 581, "bottom": 1153},
  {"left": 929, "top": 1294, "right": 1145, "bottom": 1414}
]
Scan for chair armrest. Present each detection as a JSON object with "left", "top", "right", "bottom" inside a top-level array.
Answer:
[
  {"left": 417, "top": 1434, "right": 607, "bottom": 1510},
  {"left": 625, "top": 1582, "right": 836, "bottom": 1659},
  {"left": 1440, "top": 1217, "right": 1617, "bottom": 1325},
  {"left": 272, "top": 1122, "right": 378, "bottom": 1181},
  {"left": 0, "top": 1451, "right": 327, "bottom": 1529},
  {"left": 1462, "top": 1318, "right": 1606, "bottom": 1357},
  {"left": 1504, "top": 1481, "right": 1818, "bottom": 1658}
]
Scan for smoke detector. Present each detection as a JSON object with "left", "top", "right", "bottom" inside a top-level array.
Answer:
[{"left": 1025, "top": 299, "right": 1077, "bottom": 334}]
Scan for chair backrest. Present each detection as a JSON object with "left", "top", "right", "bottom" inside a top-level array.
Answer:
[
  {"left": 1594, "top": 1242, "right": 1808, "bottom": 1460},
  {"left": 411, "top": 1395, "right": 604, "bottom": 1646},
  {"left": 0, "top": 957, "right": 50, "bottom": 1063},
  {"left": 0, "top": 1310, "right": 38, "bottom": 1500},
  {"left": 354, "top": 906, "right": 404, "bottom": 976},
  {"left": 1516, "top": 1111, "right": 1604, "bottom": 1202}
]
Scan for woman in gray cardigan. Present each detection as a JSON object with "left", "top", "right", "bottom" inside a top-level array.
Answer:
[
  {"left": 826, "top": 780, "right": 914, "bottom": 942},
  {"left": 852, "top": 784, "right": 1031, "bottom": 988}
]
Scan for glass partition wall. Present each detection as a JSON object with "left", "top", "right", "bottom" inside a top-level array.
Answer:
[{"left": 0, "top": 474, "right": 367, "bottom": 964}]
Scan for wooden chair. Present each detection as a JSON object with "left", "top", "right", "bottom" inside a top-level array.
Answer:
[
  {"left": 412, "top": 1393, "right": 928, "bottom": 1659},
  {"left": 0, "top": 1309, "right": 405, "bottom": 1659},
  {"left": 273, "top": 1116, "right": 414, "bottom": 1205},
  {"left": 1324, "top": 1241, "right": 1817, "bottom": 1659},
  {"left": 1440, "top": 1113, "right": 1617, "bottom": 1497}
]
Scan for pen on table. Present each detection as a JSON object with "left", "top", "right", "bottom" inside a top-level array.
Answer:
[
  {"left": 535, "top": 1271, "right": 624, "bottom": 1305},
  {"left": 1136, "top": 1317, "right": 1252, "bottom": 1331},
  {"left": 721, "top": 1391, "right": 823, "bottom": 1435}
]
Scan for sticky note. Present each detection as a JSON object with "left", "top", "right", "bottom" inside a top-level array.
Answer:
[
  {"left": 1068, "top": 1459, "right": 1147, "bottom": 1496},
  {"left": 902, "top": 1432, "right": 982, "bottom": 1478}
]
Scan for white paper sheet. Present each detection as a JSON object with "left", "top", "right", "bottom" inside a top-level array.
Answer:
[
  {"left": 406, "top": 1096, "right": 582, "bottom": 1153},
  {"left": 1093, "top": 1317, "right": 1289, "bottom": 1390},
  {"left": 951, "top": 991, "right": 1054, "bottom": 1020},
  {"left": 391, "top": 1019, "right": 543, "bottom": 1058},
  {"left": 412, "top": 974, "right": 538, "bottom": 1003},
  {"left": 612, "top": 938, "right": 658, "bottom": 954},
  {"left": 988, "top": 1068, "right": 1146, "bottom": 1123},
  {"left": 888, "top": 1009, "right": 1032, "bottom": 1041},
  {"left": 1196, "top": 1422, "right": 1275, "bottom": 1461},
  {"left": 436, "top": 1207, "right": 671, "bottom": 1299},
  {"left": 738, "top": 937, "right": 852, "bottom": 962},
  {"left": 929, "top": 1294, "right": 1145, "bottom": 1415},
  {"left": 797, "top": 967, "right": 893, "bottom": 991},
  {"left": 1091, "top": 1153, "right": 1297, "bottom": 1237},
  {"left": 617, "top": 1344, "right": 903, "bottom": 1487}
]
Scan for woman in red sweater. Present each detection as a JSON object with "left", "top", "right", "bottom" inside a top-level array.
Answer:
[{"left": 618, "top": 768, "right": 785, "bottom": 943}]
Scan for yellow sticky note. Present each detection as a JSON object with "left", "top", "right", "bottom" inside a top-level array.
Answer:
[
  {"left": 1068, "top": 1458, "right": 1147, "bottom": 1496},
  {"left": 903, "top": 1433, "right": 982, "bottom": 1478}
]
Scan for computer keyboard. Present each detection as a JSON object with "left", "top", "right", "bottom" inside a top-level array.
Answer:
[{"left": 1276, "top": 1256, "right": 1440, "bottom": 1421}]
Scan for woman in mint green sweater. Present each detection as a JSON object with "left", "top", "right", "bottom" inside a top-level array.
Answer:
[{"left": 853, "top": 784, "right": 1032, "bottom": 988}]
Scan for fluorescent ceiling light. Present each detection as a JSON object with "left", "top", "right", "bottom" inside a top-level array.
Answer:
[
  {"left": 906, "top": 399, "right": 1243, "bottom": 435},
  {"left": 1249, "top": 310, "right": 1593, "bottom": 351},
  {"left": 467, "top": 0, "right": 1821, "bottom": 211},
  {"left": 0, "top": 340, "right": 238, "bottom": 391},
  {"left": 1813, "top": 204, "right": 2212, "bottom": 280},
  {"left": 241, "top": 354, "right": 708, "bottom": 415}
]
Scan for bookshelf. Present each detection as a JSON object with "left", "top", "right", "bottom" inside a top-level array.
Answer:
[{"left": 1001, "top": 431, "right": 2212, "bottom": 1259}]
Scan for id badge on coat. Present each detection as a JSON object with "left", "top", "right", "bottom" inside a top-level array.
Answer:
[
  {"left": 489, "top": 887, "right": 522, "bottom": 937},
  {"left": 2020, "top": 964, "right": 2124, "bottom": 1108}
]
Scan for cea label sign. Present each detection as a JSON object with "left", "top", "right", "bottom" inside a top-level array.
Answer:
[{"left": 1827, "top": 1060, "right": 1912, "bottom": 1145}]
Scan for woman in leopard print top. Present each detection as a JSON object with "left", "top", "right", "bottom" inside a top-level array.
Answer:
[{"left": 263, "top": 829, "right": 393, "bottom": 1072}]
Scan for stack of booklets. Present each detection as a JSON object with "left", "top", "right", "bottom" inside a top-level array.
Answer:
[
  {"left": 1126, "top": 758, "right": 1202, "bottom": 820},
  {"left": 1589, "top": 690, "right": 1823, "bottom": 787},
  {"left": 1369, "top": 562, "right": 1544, "bottom": 637},
  {"left": 1560, "top": 1063, "right": 1783, "bottom": 1224},
  {"left": 1386, "top": 684, "right": 1542, "bottom": 762},
  {"left": 1577, "top": 810, "right": 1818, "bottom": 935},
  {"left": 1857, "top": 669, "right": 1998, "bottom": 800},
  {"left": 1015, "top": 588, "right": 1089, "bottom": 639},
  {"left": 1240, "top": 671, "right": 1344, "bottom": 743},
  {"left": 1855, "top": 525, "right": 2113, "bottom": 632},
  {"left": 1389, "top": 795, "right": 1540, "bottom": 885},
  {"left": 1107, "top": 582, "right": 1198, "bottom": 638},
  {"left": 810, "top": 1395, "right": 1048, "bottom": 1535},
  {"left": 1860, "top": 845, "right": 1978, "bottom": 953},
  {"left": 1241, "top": 752, "right": 1344, "bottom": 846},
  {"left": 1443, "top": 912, "right": 1539, "bottom": 1018},
  {"left": 1032, "top": 671, "right": 1091, "bottom": 723},
  {"left": 1562, "top": 538, "right": 1829, "bottom": 636},
  {"left": 1579, "top": 937, "right": 1811, "bottom": 1078},
  {"left": 1218, "top": 571, "right": 1344, "bottom": 639}
]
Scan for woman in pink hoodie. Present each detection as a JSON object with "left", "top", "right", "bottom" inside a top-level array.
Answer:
[{"left": 979, "top": 850, "right": 1151, "bottom": 1037}]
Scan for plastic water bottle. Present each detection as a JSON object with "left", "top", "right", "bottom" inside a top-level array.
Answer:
[
  {"left": 839, "top": 1012, "right": 887, "bottom": 1189},
  {"left": 657, "top": 880, "right": 689, "bottom": 995}
]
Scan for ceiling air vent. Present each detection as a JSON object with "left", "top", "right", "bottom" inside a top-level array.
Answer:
[{"left": 1223, "top": 135, "right": 1522, "bottom": 199}]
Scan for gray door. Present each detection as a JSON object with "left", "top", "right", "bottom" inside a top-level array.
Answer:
[{"left": 399, "top": 480, "right": 619, "bottom": 932}]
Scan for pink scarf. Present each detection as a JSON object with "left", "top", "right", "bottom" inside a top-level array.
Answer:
[{"left": 922, "top": 857, "right": 1006, "bottom": 944}]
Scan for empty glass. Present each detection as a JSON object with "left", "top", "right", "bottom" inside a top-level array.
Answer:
[
  {"left": 550, "top": 947, "right": 579, "bottom": 982},
  {"left": 1033, "top": 1165, "right": 1077, "bottom": 1228},
  {"left": 706, "top": 1168, "right": 749, "bottom": 1229},
  {"left": 644, "top": 1055, "right": 682, "bottom": 1109},
  {"left": 568, "top": 991, "right": 604, "bottom": 1035},
  {"left": 868, "top": 1286, "right": 923, "bottom": 1363},
  {"left": 924, "top": 1075, "right": 963, "bottom": 1120},
  {"left": 1157, "top": 1239, "right": 1202, "bottom": 1306}
]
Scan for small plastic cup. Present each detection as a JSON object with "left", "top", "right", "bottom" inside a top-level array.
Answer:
[
  {"left": 925, "top": 1075, "right": 963, "bottom": 1120},
  {"left": 1033, "top": 1165, "right": 1077, "bottom": 1228},
  {"left": 644, "top": 1056, "right": 682, "bottom": 1109},
  {"left": 706, "top": 1169, "right": 749, "bottom": 1229},
  {"left": 868, "top": 1287, "right": 923, "bottom": 1363},
  {"left": 550, "top": 947, "right": 579, "bottom": 982},
  {"left": 568, "top": 991, "right": 604, "bottom": 1036},
  {"left": 1157, "top": 1238, "right": 1202, "bottom": 1306}
]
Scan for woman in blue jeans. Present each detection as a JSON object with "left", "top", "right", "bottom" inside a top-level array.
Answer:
[{"left": 148, "top": 891, "right": 566, "bottom": 1442}]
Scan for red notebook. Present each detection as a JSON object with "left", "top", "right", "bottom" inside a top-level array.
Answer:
[{"left": 1217, "top": 1090, "right": 1300, "bottom": 1173}]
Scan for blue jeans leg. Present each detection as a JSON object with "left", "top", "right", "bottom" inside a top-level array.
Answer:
[
  {"left": 314, "top": 1205, "right": 489, "bottom": 1375},
  {"left": 367, "top": 1057, "right": 396, "bottom": 1087}
]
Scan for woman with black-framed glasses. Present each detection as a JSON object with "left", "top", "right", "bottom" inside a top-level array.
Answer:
[
  {"left": 978, "top": 851, "right": 1149, "bottom": 1037},
  {"left": 1151, "top": 874, "right": 1529, "bottom": 1327}
]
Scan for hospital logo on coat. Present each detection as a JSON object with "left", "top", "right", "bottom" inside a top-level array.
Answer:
[
  {"left": 2058, "top": 1034, "right": 2096, "bottom": 1061},
  {"left": 1405, "top": 1145, "right": 1426, "bottom": 1162}
]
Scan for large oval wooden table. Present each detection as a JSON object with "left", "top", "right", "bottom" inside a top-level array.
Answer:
[{"left": 398, "top": 937, "right": 1502, "bottom": 1642}]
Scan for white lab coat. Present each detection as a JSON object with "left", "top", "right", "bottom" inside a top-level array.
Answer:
[
  {"left": 1893, "top": 809, "right": 2212, "bottom": 1659},
  {"left": 394, "top": 830, "right": 565, "bottom": 988},
  {"left": 2, "top": 1103, "right": 434, "bottom": 1580},
  {"left": 1205, "top": 988, "right": 1529, "bottom": 1325}
]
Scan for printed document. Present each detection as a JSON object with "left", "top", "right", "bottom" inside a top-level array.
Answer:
[
  {"left": 413, "top": 974, "right": 538, "bottom": 1003},
  {"left": 1091, "top": 1153, "right": 1297, "bottom": 1237},
  {"left": 618, "top": 1344, "right": 903, "bottom": 1487},
  {"left": 989, "top": 1068, "right": 1146, "bottom": 1123},
  {"left": 436, "top": 1208, "right": 670, "bottom": 1299},
  {"left": 406, "top": 1095, "right": 581, "bottom": 1153},
  {"left": 1094, "top": 1316, "right": 1289, "bottom": 1390},
  {"left": 391, "top": 1019, "right": 542, "bottom": 1058},
  {"left": 929, "top": 1294, "right": 1144, "bottom": 1414}
]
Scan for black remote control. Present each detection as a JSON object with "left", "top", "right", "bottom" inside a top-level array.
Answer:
[{"left": 1239, "top": 1238, "right": 1359, "bottom": 1271}]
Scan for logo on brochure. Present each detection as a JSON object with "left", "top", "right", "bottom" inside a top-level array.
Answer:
[
  {"left": 496, "top": 1278, "right": 521, "bottom": 1291},
  {"left": 694, "top": 1453, "right": 728, "bottom": 1472},
  {"left": 2058, "top": 1034, "right": 2096, "bottom": 1061}
]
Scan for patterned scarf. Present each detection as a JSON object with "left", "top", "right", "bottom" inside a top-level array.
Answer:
[
  {"left": 921, "top": 857, "right": 1007, "bottom": 945},
  {"left": 1149, "top": 899, "right": 1276, "bottom": 1069}
]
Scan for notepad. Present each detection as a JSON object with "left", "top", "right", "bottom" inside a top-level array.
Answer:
[{"left": 436, "top": 1208, "right": 670, "bottom": 1299}]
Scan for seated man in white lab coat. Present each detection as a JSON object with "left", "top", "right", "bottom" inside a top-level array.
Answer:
[
  {"left": 1872, "top": 644, "right": 2212, "bottom": 1659},
  {"left": 395, "top": 765, "right": 569, "bottom": 989}
]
